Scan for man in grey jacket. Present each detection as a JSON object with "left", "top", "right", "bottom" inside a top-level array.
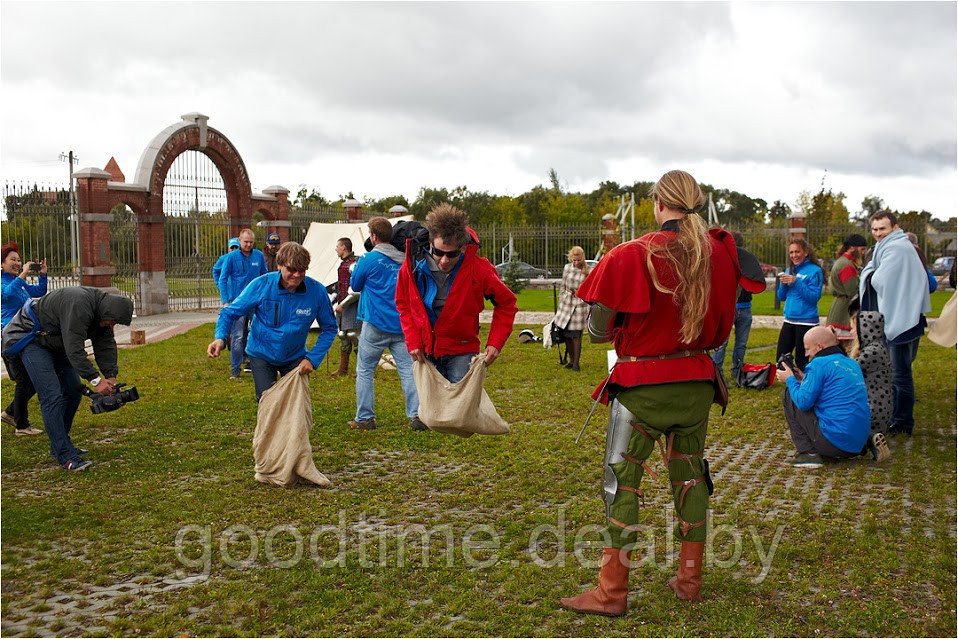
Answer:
[{"left": 1, "top": 286, "right": 134, "bottom": 471}]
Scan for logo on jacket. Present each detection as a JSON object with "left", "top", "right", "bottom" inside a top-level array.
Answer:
[{"left": 295, "top": 308, "right": 312, "bottom": 315}]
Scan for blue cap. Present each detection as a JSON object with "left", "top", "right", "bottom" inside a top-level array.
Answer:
[
  {"left": 266, "top": 233, "right": 281, "bottom": 245},
  {"left": 228, "top": 237, "right": 240, "bottom": 249}
]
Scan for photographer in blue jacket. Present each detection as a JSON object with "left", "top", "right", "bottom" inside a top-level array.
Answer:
[
  {"left": 776, "top": 239, "right": 824, "bottom": 370},
  {"left": 207, "top": 242, "right": 337, "bottom": 401}
]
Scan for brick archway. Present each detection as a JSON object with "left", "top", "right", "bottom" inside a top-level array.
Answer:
[{"left": 75, "top": 113, "right": 289, "bottom": 315}]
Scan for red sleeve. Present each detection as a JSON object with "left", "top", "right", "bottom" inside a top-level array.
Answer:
[
  {"left": 481, "top": 261, "right": 518, "bottom": 351},
  {"left": 395, "top": 245, "right": 430, "bottom": 353},
  {"left": 576, "top": 241, "right": 652, "bottom": 313},
  {"left": 838, "top": 264, "right": 858, "bottom": 284}
]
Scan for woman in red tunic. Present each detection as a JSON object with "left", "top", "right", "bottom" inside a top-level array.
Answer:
[{"left": 560, "top": 169, "right": 747, "bottom": 616}]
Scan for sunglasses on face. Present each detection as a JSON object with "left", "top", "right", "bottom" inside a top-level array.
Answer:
[{"left": 431, "top": 246, "right": 462, "bottom": 259}]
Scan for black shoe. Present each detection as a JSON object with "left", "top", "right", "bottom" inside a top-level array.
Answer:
[
  {"left": 410, "top": 417, "right": 428, "bottom": 432},
  {"left": 75, "top": 448, "right": 89, "bottom": 456},
  {"left": 887, "top": 425, "right": 913, "bottom": 438},
  {"left": 564, "top": 362, "right": 573, "bottom": 369},
  {"left": 63, "top": 458, "right": 92, "bottom": 472},
  {"left": 243, "top": 361, "right": 253, "bottom": 373}
]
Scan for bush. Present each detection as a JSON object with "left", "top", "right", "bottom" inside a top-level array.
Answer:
[{"left": 498, "top": 259, "right": 529, "bottom": 294}]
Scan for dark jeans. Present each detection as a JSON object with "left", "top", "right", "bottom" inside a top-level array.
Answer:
[
  {"left": 18, "top": 343, "right": 84, "bottom": 465},
  {"left": 3, "top": 353, "right": 37, "bottom": 429},
  {"left": 249, "top": 356, "right": 300, "bottom": 401},
  {"left": 886, "top": 337, "right": 919, "bottom": 433},
  {"left": 782, "top": 391, "right": 857, "bottom": 458},
  {"left": 777, "top": 321, "right": 816, "bottom": 370},
  {"left": 713, "top": 306, "right": 752, "bottom": 379}
]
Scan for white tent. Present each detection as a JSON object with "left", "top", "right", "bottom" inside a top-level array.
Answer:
[{"left": 302, "top": 216, "right": 412, "bottom": 287}]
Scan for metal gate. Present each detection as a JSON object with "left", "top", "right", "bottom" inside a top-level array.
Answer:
[
  {"left": 163, "top": 150, "right": 230, "bottom": 311},
  {"left": 1, "top": 181, "right": 82, "bottom": 291},
  {"left": 111, "top": 205, "right": 140, "bottom": 309}
]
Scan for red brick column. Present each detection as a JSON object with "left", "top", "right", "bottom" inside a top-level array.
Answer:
[
  {"left": 262, "top": 186, "right": 291, "bottom": 242},
  {"left": 600, "top": 213, "right": 619, "bottom": 256},
  {"left": 75, "top": 168, "right": 116, "bottom": 288},
  {"left": 343, "top": 198, "right": 363, "bottom": 221},
  {"left": 788, "top": 211, "right": 808, "bottom": 241}
]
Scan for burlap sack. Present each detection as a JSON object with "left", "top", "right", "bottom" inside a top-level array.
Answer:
[
  {"left": 928, "top": 290, "right": 957, "bottom": 348},
  {"left": 412, "top": 355, "right": 510, "bottom": 437},
  {"left": 253, "top": 370, "right": 331, "bottom": 487}
]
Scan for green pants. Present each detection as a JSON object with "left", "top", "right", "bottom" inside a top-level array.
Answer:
[{"left": 606, "top": 381, "right": 713, "bottom": 546}]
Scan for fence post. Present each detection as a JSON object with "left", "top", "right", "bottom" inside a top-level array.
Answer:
[{"left": 544, "top": 222, "right": 549, "bottom": 274}]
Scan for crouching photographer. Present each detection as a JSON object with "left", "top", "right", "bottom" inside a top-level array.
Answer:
[
  {"left": 1, "top": 286, "right": 133, "bottom": 472},
  {"left": 775, "top": 326, "right": 872, "bottom": 469}
]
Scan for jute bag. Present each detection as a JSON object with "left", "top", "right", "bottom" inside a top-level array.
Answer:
[
  {"left": 928, "top": 290, "right": 957, "bottom": 348},
  {"left": 412, "top": 355, "right": 510, "bottom": 437},
  {"left": 253, "top": 370, "right": 331, "bottom": 487}
]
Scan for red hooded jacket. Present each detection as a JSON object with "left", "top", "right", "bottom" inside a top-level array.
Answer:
[{"left": 395, "top": 228, "right": 517, "bottom": 357}]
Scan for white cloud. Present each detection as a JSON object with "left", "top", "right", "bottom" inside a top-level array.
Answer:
[{"left": 1, "top": 1, "right": 954, "bottom": 217}]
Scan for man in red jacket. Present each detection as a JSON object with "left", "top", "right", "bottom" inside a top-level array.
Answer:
[{"left": 395, "top": 203, "right": 517, "bottom": 383}]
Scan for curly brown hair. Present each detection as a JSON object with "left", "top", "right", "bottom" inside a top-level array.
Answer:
[{"left": 425, "top": 203, "right": 470, "bottom": 247}]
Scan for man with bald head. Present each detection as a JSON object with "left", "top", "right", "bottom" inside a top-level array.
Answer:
[{"left": 776, "top": 326, "right": 871, "bottom": 468}]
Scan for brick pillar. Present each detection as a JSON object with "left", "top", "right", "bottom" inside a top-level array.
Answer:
[
  {"left": 137, "top": 215, "right": 169, "bottom": 315},
  {"left": 343, "top": 198, "right": 363, "bottom": 221},
  {"left": 263, "top": 185, "right": 291, "bottom": 242},
  {"left": 788, "top": 210, "right": 808, "bottom": 241},
  {"left": 75, "top": 168, "right": 116, "bottom": 288},
  {"left": 601, "top": 213, "right": 618, "bottom": 256}
]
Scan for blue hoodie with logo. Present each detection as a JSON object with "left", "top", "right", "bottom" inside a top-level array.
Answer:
[
  {"left": 776, "top": 258, "right": 823, "bottom": 324},
  {"left": 218, "top": 248, "right": 267, "bottom": 303},
  {"left": 214, "top": 271, "right": 337, "bottom": 367}
]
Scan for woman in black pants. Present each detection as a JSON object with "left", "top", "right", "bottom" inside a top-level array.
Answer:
[{"left": 775, "top": 239, "right": 824, "bottom": 370}]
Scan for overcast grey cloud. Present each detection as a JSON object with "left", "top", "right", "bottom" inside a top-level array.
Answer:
[{"left": 1, "top": 1, "right": 955, "bottom": 216}]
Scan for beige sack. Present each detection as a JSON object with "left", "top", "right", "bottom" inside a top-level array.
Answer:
[
  {"left": 928, "top": 290, "right": 957, "bottom": 348},
  {"left": 253, "top": 370, "right": 331, "bottom": 487},
  {"left": 412, "top": 355, "right": 510, "bottom": 437}
]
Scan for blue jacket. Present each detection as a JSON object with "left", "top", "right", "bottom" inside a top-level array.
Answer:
[
  {"left": 218, "top": 249, "right": 267, "bottom": 303},
  {"left": 351, "top": 245, "right": 405, "bottom": 334},
  {"left": 785, "top": 348, "right": 870, "bottom": 453},
  {"left": 1, "top": 271, "right": 48, "bottom": 328},
  {"left": 212, "top": 253, "right": 230, "bottom": 291},
  {"left": 214, "top": 271, "right": 337, "bottom": 367},
  {"left": 776, "top": 259, "right": 823, "bottom": 323}
]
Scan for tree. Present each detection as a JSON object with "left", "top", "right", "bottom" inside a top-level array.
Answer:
[
  {"left": 293, "top": 187, "right": 330, "bottom": 208},
  {"left": 768, "top": 200, "right": 791, "bottom": 225},
  {"left": 365, "top": 194, "right": 410, "bottom": 214}
]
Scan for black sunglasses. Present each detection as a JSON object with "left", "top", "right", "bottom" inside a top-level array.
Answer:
[{"left": 431, "top": 246, "right": 462, "bottom": 259}]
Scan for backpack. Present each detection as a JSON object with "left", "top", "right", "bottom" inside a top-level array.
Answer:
[
  {"left": 364, "top": 220, "right": 430, "bottom": 257},
  {"left": 736, "top": 363, "right": 775, "bottom": 389}
]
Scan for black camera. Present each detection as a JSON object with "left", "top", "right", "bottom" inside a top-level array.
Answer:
[
  {"left": 777, "top": 353, "right": 798, "bottom": 374},
  {"left": 28, "top": 262, "right": 42, "bottom": 272},
  {"left": 82, "top": 383, "right": 140, "bottom": 414}
]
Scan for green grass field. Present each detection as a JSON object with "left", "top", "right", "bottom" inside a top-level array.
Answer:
[
  {"left": 2, "top": 326, "right": 955, "bottom": 636},
  {"left": 509, "top": 287, "right": 954, "bottom": 317}
]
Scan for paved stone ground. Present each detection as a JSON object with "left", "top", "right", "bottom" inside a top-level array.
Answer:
[{"left": 2, "top": 424, "right": 955, "bottom": 637}]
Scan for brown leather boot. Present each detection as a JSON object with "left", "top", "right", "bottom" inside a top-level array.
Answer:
[
  {"left": 668, "top": 541, "right": 705, "bottom": 602},
  {"left": 560, "top": 547, "right": 631, "bottom": 616},
  {"left": 331, "top": 351, "right": 350, "bottom": 376}
]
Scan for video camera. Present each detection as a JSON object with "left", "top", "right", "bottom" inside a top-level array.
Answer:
[
  {"left": 81, "top": 383, "right": 140, "bottom": 414},
  {"left": 777, "top": 353, "right": 799, "bottom": 375}
]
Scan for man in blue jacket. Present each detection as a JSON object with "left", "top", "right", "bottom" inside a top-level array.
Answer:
[
  {"left": 775, "top": 326, "right": 871, "bottom": 468},
  {"left": 349, "top": 217, "right": 422, "bottom": 431},
  {"left": 207, "top": 242, "right": 337, "bottom": 401},
  {"left": 218, "top": 229, "right": 267, "bottom": 379},
  {"left": 212, "top": 237, "right": 239, "bottom": 293}
]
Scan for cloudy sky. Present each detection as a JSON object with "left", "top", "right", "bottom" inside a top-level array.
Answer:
[{"left": 2, "top": 1, "right": 956, "bottom": 219}]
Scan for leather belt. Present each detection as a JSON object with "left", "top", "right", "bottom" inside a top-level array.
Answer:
[{"left": 617, "top": 349, "right": 709, "bottom": 363}]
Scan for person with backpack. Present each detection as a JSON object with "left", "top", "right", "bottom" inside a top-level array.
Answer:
[
  {"left": 395, "top": 203, "right": 517, "bottom": 384},
  {"left": 348, "top": 217, "right": 423, "bottom": 431}
]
